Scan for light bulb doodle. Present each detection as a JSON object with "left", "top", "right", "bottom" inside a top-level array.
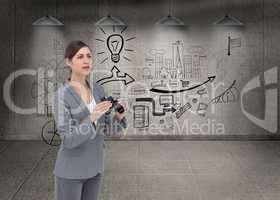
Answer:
[
  {"left": 95, "top": 26, "right": 135, "bottom": 64},
  {"left": 107, "top": 34, "right": 124, "bottom": 63}
]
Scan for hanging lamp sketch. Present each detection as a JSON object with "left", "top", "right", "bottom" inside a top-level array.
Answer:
[
  {"left": 95, "top": 0, "right": 126, "bottom": 26},
  {"left": 32, "top": 15, "right": 64, "bottom": 26},
  {"left": 156, "top": 15, "right": 185, "bottom": 26},
  {"left": 95, "top": 15, "right": 126, "bottom": 26},
  {"left": 155, "top": 0, "right": 185, "bottom": 26},
  {"left": 213, "top": 14, "right": 244, "bottom": 26},
  {"left": 32, "top": 0, "right": 64, "bottom": 26}
]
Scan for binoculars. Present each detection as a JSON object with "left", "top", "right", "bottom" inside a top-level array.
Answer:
[{"left": 101, "top": 96, "right": 125, "bottom": 114}]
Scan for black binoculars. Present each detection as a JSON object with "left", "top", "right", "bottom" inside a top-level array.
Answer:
[{"left": 101, "top": 96, "right": 125, "bottom": 114}]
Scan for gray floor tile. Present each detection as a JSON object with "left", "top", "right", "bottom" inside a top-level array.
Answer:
[
  {"left": 138, "top": 174, "right": 198, "bottom": 191},
  {"left": 195, "top": 173, "right": 263, "bottom": 200},
  {"left": 0, "top": 141, "right": 50, "bottom": 164},
  {"left": 138, "top": 190, "right": 201, "bottom": 200},
  {"left": 1, "top": 140, "right": 280, "bottom": 200},
  {"left": 189, "top": 158, "right": 242, "bottom": 175},
  {"left": 105, "top": 141, "right": 138, "bottom": 160},
  {"left": 138, "top": 159, "right": 191, "bottom": 174},
  {"left": 139, "top": 141, "right": 188, "bottom": 160},
  {"left": 262, "top": 192, "right": 280, "bottom": 200},
  {"left": 0, "top": 141, "right": 50, "bottom": 200},
  {"left": 104, "top": 159, "right": 138, "bottom": 174},
  {"left": 101, "top": 191, "right": 138, "bottom": 200},
  {"left": 11, "top": 147, "right": 56, "bottom": 200},
  {"left": 248, "top": 175, "right": 280, "bottom": 194},
  {"left": 199, "top": 189, "right": 264, "bottom": 200},
  {"left": 101, "top": 174, "right": 138, "bottom": 193}
]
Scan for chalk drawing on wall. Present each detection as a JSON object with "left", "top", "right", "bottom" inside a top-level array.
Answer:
[
  {"left": 133, "top": 105, "right": 149, "bottom": 128},
  {"left": 31, "top": 58, "right": 66, "bottom": 116},
  {"left": 227, "top": 36, "right": 241, "bottom": 56},
  {"left": 197, "top": 88, "right": 208, "bottom": 97},
  {"left": 159, "top": 95, "right": 174, "bottom": 106},
  {"left": 150, "top": 76, "right": 215, "bottom": 93},
  {"left": 192, "top": 98, "right": 198, "bottom": 104},
  {"left": 181, "top": 80, "right": 190, "bottom": 88},
  {"left": 135, "top": 98, "right": 165, "bottom": 116},
  {"left": 151, "top": 80, "right": 167, "bottom": 88},
  {"left": 196, "top": 102, "right": 208, "bottom": 117},
  {"left": 144, "top": 41, "right": 208, "bottom": 81},
  {"left": 128, "top": 85, "right": 147, "bottom": 96},
  {"left": 241, "top": 67, "right": 278, "bottom": 133},
  {"left": 143, "top": 67, "right": 153, "bottom": 80},
  {"left": 41, "top": 119, "right": 61, "bottom": 146},
  {"left": 107, "top": 34, "right": 124, "bottom": 63},
  {"left": 53, "top": 39, "right": 65, "bottom": 56},
  {"left": 211, "top": 80, "right": 239, "bottom": 104},
  {"left": 96, "top": 66, "right": 135, "bottom": 86},
  {"left": 95, "top": 26, "right": 135, "bottom": 64},
  {"left": 175, "top": 102, "right": 192, "bottom": 119}
]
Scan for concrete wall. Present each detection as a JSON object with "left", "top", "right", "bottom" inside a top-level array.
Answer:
[{"left": 0, "top": 0, "right": 279, "bottom": 140}]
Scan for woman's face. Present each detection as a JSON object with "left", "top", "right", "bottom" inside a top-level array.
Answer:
[{"left": 66, "top": 46, "right": 93, "bottom": 77}]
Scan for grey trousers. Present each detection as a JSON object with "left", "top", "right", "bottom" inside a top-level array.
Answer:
[{"left": 55, "top": 173, "right": 102, "bottom": 200}]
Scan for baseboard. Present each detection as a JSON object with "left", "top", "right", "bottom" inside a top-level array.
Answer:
[
  {"left": 2, "top": 134, "right": 280, "bottom": 141},
  {"left": 105, "top": 134, "right": 280, "bottom": 141}
]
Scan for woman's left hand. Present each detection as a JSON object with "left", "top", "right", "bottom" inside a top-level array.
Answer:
[{"left": 115, "top": 101, "right": 127, "bottom": 121}]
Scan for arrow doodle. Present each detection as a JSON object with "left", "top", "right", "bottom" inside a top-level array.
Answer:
[
  {"left": 135, "top": 98, "right": 176, "bottom": 116},
  {"left": 96, "top": 66, "right": 135, "bottom": 86},
  {"left": 150, "top": 76, "right": 216, "bottom": 93},
  {"left": 163, "top": 107, "right": 176, "bottom": 113}
]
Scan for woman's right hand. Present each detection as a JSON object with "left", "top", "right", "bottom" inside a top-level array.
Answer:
[{"left": 90, "top": 101, "right": 112, "bottom": 123}]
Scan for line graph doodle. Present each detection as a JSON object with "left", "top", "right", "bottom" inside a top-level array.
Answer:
[
  {"left": 150, "top": 76, "right": 216, "bottom": 93},
  {"left": 96, "top": 66, "right": 135, "bottom": 86},
  {"left": 211, "top": 80, "right": 239, "bottom": 103}
]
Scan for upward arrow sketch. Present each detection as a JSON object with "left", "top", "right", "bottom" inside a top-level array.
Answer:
[{"left": 96, "top": 66, "right": 135, "bottom": 85}]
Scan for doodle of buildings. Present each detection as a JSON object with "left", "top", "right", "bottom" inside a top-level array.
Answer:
[
  {"left": 145, "top": 41, "right": 207, "bottom": 81},
  {"left": 172, "top": 41, "right": 184, "bottom": 79},
  {"left": 154, "top": 51, "right": 164, "bottom": 78}
]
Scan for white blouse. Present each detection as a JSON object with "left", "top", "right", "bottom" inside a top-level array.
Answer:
[{"left": 86, "top": 96, "right": 97, "bottom": 124}]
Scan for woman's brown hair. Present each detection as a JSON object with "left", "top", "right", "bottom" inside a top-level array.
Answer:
[
  {"left": 65, "top": 40, "right": 92, "bottom": 88},
  {"left": 64, "top": 40, "right": 91, "bottom": 60}
]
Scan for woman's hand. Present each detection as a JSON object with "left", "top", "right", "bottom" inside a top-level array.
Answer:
[
  {"left": 90, "top": 101, "right": 112, "bottom": 123},
  {"left": 114, "top": 102, "right": 127, "bottom": 121}
]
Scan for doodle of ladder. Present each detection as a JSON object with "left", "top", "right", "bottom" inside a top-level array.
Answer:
[{"left": 240, "top": 67, "right": 278, "bottom": 133}]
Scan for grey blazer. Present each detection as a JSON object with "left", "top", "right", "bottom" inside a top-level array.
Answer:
[{"left": 52, "top": 81, "right": 127, "bottom": 179}]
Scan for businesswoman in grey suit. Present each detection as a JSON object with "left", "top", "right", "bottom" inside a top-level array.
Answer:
[{"left": 52, "top": 40, "right": 127, "bottom": 200}]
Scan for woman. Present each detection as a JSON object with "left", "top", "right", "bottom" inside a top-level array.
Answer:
[{"left": 52, "top": 40, "right": 127, "bottom": 200}]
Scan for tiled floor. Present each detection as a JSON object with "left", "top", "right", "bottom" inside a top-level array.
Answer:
[{"left": 1, "top": 140, "right": 280, "bottom": 200}]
